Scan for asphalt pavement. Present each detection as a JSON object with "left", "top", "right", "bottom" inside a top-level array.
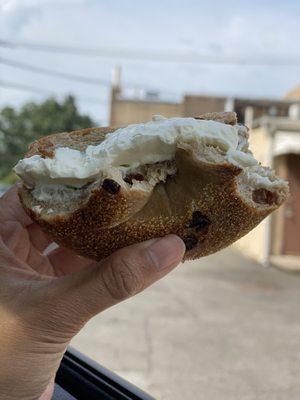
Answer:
[{"left": 72, "top": 248, "right": 300, "bottom": 400}]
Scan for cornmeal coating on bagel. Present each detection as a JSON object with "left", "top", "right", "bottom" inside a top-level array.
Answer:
[{"left": 14, "top": 112, "right": 289, "bottom": 261}]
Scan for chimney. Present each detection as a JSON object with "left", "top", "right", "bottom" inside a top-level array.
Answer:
[
  {"left": 109, "top": 65, "right": 122, "bottom": 125},
  {"left": 111, "top": 65, "right": 121, "bottom": 90}
]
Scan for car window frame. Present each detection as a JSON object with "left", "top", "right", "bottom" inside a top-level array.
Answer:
[{"left": 55, "top": 347, "right": 155, "bottom": 400}]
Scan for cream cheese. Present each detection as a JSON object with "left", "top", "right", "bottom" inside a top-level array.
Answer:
[
  {"left": 14, "top": 115, "right": 257, "bottom": 188},
  {"left": 226, "top": 149, "right": 258, "bottom": 168}
]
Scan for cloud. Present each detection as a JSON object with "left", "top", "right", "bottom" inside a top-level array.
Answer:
[
  {"left": 1, "top": 0, "right": 95, "bottom": 35},
  {"left": 1, "top": 0, "right": 300, "bottom": 123},
  {"left": 1, "top": 1, "right": 48, "bottom": 36},
  {"left": 1, "top": 0, "right": 90, "bottom": 10}
]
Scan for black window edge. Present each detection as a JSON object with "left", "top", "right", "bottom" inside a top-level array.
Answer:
[{"left": 55, "top": 346, "right": 155, "bottom": 400}]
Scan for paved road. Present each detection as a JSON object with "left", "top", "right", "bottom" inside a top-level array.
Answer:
[{"left": 72, "top": 248, "right": 300, "bottom": 400}]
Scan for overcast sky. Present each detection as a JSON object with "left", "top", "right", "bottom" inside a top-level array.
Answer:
[{"left": 1, "top": 0, "right": 300, "bottom": 124}]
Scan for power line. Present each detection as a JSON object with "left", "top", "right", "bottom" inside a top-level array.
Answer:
[
  {"left": 0, "top": 55, "right": 177, "bottom": 96},
  {"left": 0, "top": 80, "right": 106, "bottom": 105},
  {"left": 0, "top": 56, "right": 110, "bottom": 86},
  {"left": 0, "top": 80, "right": 52, "bottom": 94},
  {"left": 1, "top": 38, "right": 300, "bottom": 66}
]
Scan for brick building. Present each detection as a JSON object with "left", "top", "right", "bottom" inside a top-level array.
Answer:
[{"left": 109, "top": 73, "right": 299, "bottom": 126}]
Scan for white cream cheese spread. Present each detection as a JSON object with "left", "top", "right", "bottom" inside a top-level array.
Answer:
[{"left": 14, "top": 115, "right": 259, "bottom": 189}]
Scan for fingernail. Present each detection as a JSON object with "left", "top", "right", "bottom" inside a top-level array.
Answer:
[{"left": 148, "top": 235, "right": 185, "bottom": 271}]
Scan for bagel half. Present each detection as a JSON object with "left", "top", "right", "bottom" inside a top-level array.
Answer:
[{"left": 14, "top": 112, "right": 289, "bottom": 261}]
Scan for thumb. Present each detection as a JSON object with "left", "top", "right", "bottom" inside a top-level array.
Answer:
[{"left": 53, "top": 235, "right": 185, "bottom": 327}]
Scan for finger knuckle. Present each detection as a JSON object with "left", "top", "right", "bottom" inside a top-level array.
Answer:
[{"left": 102, "top": 255, "right": 144, "bottom": 300}]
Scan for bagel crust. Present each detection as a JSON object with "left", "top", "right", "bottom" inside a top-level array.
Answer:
[{"left": 17, "top": 112, "right": 288, "bottom": 261}]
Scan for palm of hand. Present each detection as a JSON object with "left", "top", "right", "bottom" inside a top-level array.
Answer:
[{"left": 0, "top": 187, "right": 94, "bottom": 400}]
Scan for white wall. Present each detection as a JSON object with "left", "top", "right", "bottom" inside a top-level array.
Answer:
[{"left": 233, "top": 126, "right": 269, "bottom": 262}]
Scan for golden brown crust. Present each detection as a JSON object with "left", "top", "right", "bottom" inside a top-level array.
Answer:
[
  {"left": 26, "top": 126, "right": 117, "bottom": 158},
  {"left": 195, "top": 111, "right": 237, "bottom": 125},
  {"left": 18, "top": 112, "right": 288, "bottom": 261}
]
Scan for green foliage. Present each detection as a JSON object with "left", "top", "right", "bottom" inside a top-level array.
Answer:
[
  {"left": 0, "top": 96, "right": 95, "bottom": 182},
  {"left": 0, "top": 171, "right": 19, "bottom": 184}
]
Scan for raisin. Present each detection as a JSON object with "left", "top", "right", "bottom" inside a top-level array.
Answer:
[
  {"left": 102, "top": 179, "right": 120, "bottom": 194},
  {"left": 189, "top": 211, "right": 211, "bottom": 232},
  {"left": 124, "top": 173, "right": 144, "bottom": 185},
  {"left": 252, "top": 189, "right": 278, "bottom": 205},
  {"left": 183, "top": 235, "right": 198, "bottom": 251}
]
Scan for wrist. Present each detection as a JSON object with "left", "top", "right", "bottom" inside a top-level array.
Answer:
[
  {"left": 38, "top": 380, "right": 55, "bottom": 400},
  {"left": 0, "top": 323, "right": 60, "bottom": 400}
]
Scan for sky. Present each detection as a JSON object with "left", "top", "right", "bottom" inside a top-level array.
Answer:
[{"left": 1, "top": 0, "right": 300, "bottom": 124}]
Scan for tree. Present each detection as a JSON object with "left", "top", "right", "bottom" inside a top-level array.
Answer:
[{"left": 0, "top": 96, "right": 95, "bottom": 182}]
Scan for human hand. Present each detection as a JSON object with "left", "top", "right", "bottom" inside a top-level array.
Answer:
[{"left": 0, "top": 185, "right": 185, "bottom": 400}]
